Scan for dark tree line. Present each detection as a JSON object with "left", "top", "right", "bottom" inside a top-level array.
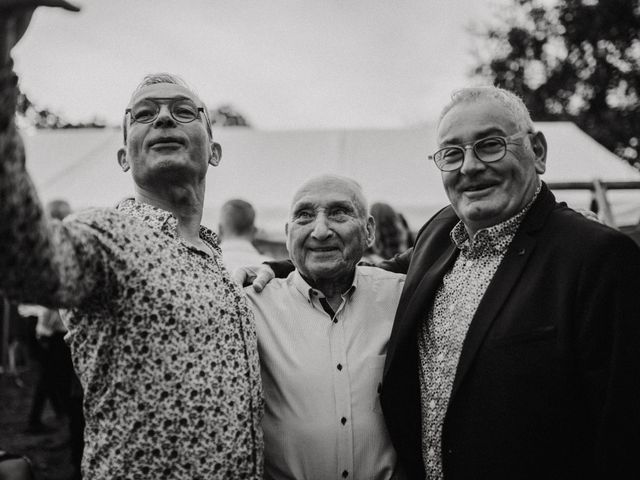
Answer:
[
  {"left": 16, "top": 90, "right": 251, "bottom": 130},
  {"left": 17, "top": 91, "right": 106, "bottom": 129},
  {"left": 472, "top": 0, "right": 640, "bottom": 169}
]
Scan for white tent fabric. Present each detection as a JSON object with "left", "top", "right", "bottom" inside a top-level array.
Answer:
[{"left": 20, "top": 122, "right": 640, "bottom": 239}]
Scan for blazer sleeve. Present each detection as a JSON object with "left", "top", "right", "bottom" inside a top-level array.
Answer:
[{"left": 575, "top": 232, "right": 640, "bottom": 476}]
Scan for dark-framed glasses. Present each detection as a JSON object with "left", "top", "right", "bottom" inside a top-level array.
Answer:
[
  {"left": 428, "top": 131, "right": 531, "bottom": 172},
  {"left": 126, "top": 97, "right": 205, "bottom": 125}
]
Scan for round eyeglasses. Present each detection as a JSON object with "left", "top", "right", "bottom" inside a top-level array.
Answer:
[
  {"left": 428, "top": 131, "right": 531, "bottom": 172},
  {"left": 126, "top": 97, "right": 205, "bottom": 125}
]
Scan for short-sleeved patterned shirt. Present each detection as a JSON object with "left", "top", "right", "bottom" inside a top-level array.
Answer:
[{"left": 0, "top": 64, "right": 263, "bottom": 479}]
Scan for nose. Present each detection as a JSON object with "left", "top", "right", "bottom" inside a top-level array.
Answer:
[
  {"left": 458, "top": 145, "right": 486, "bottom": 175},
  {"left": 311, "top": 214, "right": 333, "bottom": 240},
  {"left": 153, "top": 104, "right": 176, "bottom": 128}
]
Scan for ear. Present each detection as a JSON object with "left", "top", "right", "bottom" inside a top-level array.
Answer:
[
  {"left": 117, "top": 148, "right": 130, "bottom": 172},
  {"left": 530, "top": 131, "right": 547, "bottom": 174},
  {"left": 284, "top": 222, "right": 291, "bottom": 253},
  {"left": 209, "top": 142, "right": 222, "bottom": 167},
  {"left": 365, "top": 215, "right": 376, "bottom": 248}
]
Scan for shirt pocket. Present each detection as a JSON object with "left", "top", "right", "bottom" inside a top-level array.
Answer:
[{"left": 368, "top": 354, "right": 386, "bottom": 414}]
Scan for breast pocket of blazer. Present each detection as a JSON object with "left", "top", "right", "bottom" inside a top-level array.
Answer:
[
  {"left": 490, "top": 325, "right": 557, "bottom": 348},
  {"left": 368, "top": 355, "right": 386, "bottom": 414}
]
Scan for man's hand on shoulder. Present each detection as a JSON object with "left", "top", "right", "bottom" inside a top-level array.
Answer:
[{"left": 232, "top": 264, "right": 275, "bottom": 293}]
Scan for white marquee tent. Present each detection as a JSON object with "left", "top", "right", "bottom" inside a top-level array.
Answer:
[{"left": 20, "top": 122, "right": 640, "bottom": 239}]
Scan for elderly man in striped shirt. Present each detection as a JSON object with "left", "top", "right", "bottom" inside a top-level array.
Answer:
[{"left": 245, "top": 174, "right": 406, "bottom": 480}]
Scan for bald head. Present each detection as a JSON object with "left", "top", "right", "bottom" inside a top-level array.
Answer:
[{"left": 286, "top": 174, "right": 374, "bottom": 287}]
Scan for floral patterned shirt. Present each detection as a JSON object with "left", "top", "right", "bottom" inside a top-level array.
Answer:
[
  {"left": 419, "top": 185, "right": 540, "bottom": 479},
  {"left": 0, "top": 63, "right": 263, "bottom": 479}
]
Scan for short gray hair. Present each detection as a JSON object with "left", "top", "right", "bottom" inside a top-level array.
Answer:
[
  {"left": 122, "top": 73, "right": 212, "bottom": 144},
  {"left": 438, "top": 86, "right": 535, "bottom": 133}
]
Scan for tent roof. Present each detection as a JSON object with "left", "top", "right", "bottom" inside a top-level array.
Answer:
[{"left": 21, "top": 122, "right": 640, "bottom": 238}]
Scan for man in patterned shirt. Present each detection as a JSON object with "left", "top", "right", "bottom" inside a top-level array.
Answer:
[
  {"left": 0, "top": 3, "right": 262, "bottom": 479},
  {"left": 378, "top": 87, "right": 640, "bottom": 479}
]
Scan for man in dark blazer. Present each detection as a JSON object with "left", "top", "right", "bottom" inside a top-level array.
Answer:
[{"left": 379, "top": 87, "right": 640, "bottom": 479}]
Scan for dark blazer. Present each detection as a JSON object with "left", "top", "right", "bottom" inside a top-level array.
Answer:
[{"left": 380, "top": 183, "right": 640, "bottom": 479}]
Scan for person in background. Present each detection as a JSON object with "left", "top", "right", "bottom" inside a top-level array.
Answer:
[
  {"left": 0, "top": 3, "right": 262, "bottom": 478},
  {"left": 362, "top": 202, "right": 413, "bottom": 265},
  {"left": 218, "top": 198, "right": 272, "bottom": 272},
  {"left": 246, "top": 175, "right": 406, "bottom": 480}
]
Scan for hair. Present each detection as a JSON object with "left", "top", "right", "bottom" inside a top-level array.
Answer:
[
  {"left": 438, "top": 86, "right": 535, "bottom": 133},
  {"left": 220, "top": 199, "right": 257, "bottom": 237},
  {"left": 122, "top": 72, "right": 213, "bottom": 144},
  {"left": 368, "top": 202, "right": 406, "bottom": 260},
  {"left": 46, "top": 199, "right": 72, "bottom": 221}
]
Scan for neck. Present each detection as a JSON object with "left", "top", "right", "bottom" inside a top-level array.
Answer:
[
  {"left": 303, "top": 269, "right": 356, "bottom": 312},
  {"left": 134, "top": 182, "right": 205, "bottom": 245}
]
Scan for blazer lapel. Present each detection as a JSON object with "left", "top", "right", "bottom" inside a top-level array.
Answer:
[
  {"left": 450, "top": 185, "right": 556, "bottom": 398},
  {"left": 450, "top": 233, "right": 537, "bottom": 398},
  {"left": 384, "top": 241, "right": 458, "bottom": 378}
]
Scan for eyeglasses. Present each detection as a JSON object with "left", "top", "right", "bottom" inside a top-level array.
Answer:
[
  {"left": 428, "top": 131, "right": 531, "bottom": 172},
  {"left": 126, "top": 97, "right": 205, "bottom": 125}
]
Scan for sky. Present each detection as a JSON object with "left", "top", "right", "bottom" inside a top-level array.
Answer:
[{"left": 12, "top": 0, "right": 508, "bottom": 130}]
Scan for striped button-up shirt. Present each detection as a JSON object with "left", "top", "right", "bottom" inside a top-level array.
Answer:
[{"left": 246, "top": 266, "right": 405, "bottom": 480}]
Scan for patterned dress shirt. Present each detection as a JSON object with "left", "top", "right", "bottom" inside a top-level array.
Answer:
[
  {"left": 246, "top": 267, "right": 405, "bottom": 480},
  {"left": 0, "top": 63, "right": 263, "bottom": 479},
  {"left": 419, "top": 186, "right": 540, "bottom": 479}
]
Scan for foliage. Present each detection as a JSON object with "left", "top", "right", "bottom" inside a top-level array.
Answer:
[
  {"left": 472, "top": 0, "right": 640, "bottom": 168},
  {"left": 16, "top": 91, "right": 106, "bottom": 129},
  {"left": 209, "top": 104, "right": 251, "bottom": 127}
]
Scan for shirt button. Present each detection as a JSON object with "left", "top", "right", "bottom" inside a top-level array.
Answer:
[
  {"left": 342, "top": 470, "right": 349, "bottom": 478},
  {"left": 333, "top": 318, "right": 338, "bottom": 324},
  {"left": 337, "top": 364, "right": 343, "bottom": 371},
  {"left": 340, "top": 417, "right": 347, "bottom": 425}
]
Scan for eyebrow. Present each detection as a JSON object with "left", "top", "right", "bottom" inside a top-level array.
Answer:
[
  {"left": 292, "top": 200, "right": 355, "bottom": 214},
  {"left": 440, "top": 127, "right": 508, "bottom": 146}
]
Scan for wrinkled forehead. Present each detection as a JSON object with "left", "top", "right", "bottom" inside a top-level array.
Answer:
[
  {"left": 290, "top": 177, "right": 367, "bottom": 216},
  {"left": 128, "top": 83, "right": 204, "bottom": 108}
]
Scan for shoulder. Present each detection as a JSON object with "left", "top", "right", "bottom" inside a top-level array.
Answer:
[
  {"left": 546, "top": 204, "right": 638, "bottom": 252},
  {"left": 68, "top": 207, "right": 138, "bottom": 230},
  {"left": 356, "top": 266, "right": 406, "bottom": 299},
  {"left": 244, "top": 277, "right": 290, "bottom": 303},
  {"left": 357, "top": 265, "right": 405, "bottom": 282}
]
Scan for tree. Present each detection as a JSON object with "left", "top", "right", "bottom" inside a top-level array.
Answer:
[
  {"left": 16, "top": 90, "right": 106, "bottom": 129},
  {"left": 472, "top": 0, "right": 640, "bottom": 169},
  {"left": 209, "top": 104, "right": 251, "bottom": 127}
]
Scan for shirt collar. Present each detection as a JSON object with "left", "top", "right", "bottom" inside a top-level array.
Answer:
[
  {"left": 116, "top": 198, "right": 221, "bottom": 254},
  {"left": 291, "top": 268, "right": 358, "bottom": 303},
  {"left": 450, "top": 181, "right": 542, "bottom": 255}
]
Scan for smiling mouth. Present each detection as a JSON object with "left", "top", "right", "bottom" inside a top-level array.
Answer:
[
  {"left": 464, "top": 184, "right": 496, "bottom": 193},
  {"left": 310, "top": 247, "right": 339, "bottom": 252}
]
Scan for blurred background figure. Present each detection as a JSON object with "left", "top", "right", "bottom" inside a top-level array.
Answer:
[
  {"left": 219, "top": 199, "right": 272, "bottom": 272},
  {"left": 18, "top": 199, "right": 84, "bottom": 480},
  {"left": 362, "top": 202, "right": 414, "bottom": 265}
]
